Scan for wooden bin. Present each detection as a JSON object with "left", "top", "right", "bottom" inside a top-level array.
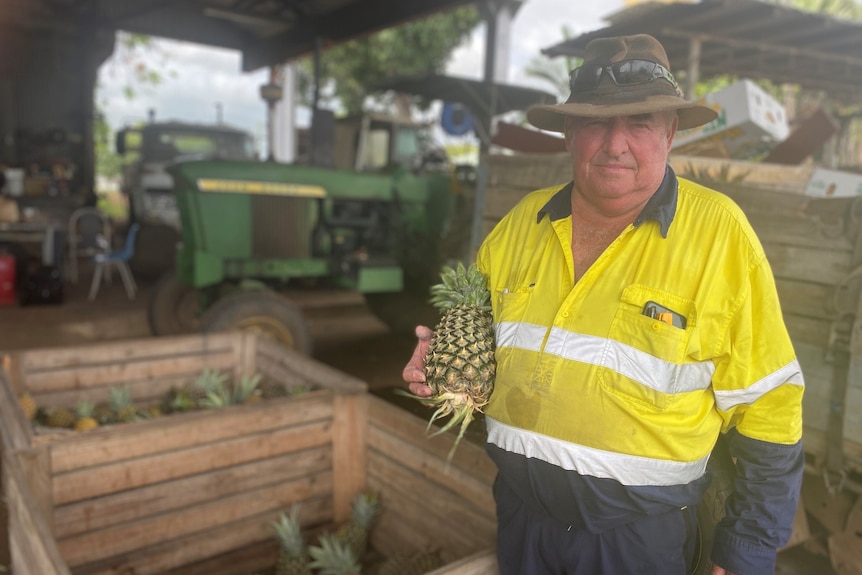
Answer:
[
  {"left": 1, "top": 333, "right": 501, "bottom": 575},
  {"left": 0, "top": 333, "right": 368, "bottom": 575}
]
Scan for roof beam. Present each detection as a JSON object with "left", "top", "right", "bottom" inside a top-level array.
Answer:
[
  {"left": 241, "top": 0, "right": 473, "bottom": 71},
  {"left": 661, "top": 28, "right": 862, "bottom": 70}
]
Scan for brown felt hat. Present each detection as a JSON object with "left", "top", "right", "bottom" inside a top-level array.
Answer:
[{"left": 527, "top": 34, "right": 717, "bottom": 132}]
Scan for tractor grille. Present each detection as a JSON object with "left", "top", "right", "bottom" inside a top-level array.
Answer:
[{"left": 251, "top": 195, "right": 316, "bottom": 258}]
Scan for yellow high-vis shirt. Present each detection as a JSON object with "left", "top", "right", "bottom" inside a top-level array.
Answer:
[{"left": 477, "top": 175, "right": 804, "bottom": 489}]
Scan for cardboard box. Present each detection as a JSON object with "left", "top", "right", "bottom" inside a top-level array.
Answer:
[
  {"left": 804, "top": 167, "right": 862, "bottom": 198},
  {"left": 672, "top": 79, "right": 789, "bottom": 159}
]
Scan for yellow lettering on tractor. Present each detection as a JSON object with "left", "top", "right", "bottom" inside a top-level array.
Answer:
[{"left": 196, "top": 179, "right": 327, "bottom": 198}]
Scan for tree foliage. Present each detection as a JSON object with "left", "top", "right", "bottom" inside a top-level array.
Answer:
[
  {"left": 523, "top": 25, "right": 581, "bottom": 103},
  {"left": 296, "top": 7, "right": 481, "bottom": 116},
  {"left": 94, "top": 33, "right": 175, "bottom": 178}
]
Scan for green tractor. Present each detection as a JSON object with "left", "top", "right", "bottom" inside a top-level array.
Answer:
[{"left": 147, "top": 114, "right": 467, "bottom": 352}]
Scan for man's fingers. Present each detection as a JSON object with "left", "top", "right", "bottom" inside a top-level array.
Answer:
[{"left": 402, "top": 325, "right": 433, "bottom": 383}]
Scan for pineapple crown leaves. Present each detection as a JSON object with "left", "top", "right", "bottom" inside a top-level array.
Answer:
[
  {"left": 200, "top": 384, "right": 233, "bottom": 409},
  {"left": 271, "top": 505, "right": 307, "bottom": 556},
  {"left": 232, "top": 373, "right": 262, "bottom": 404},
  {"left": 428, "top": 262, "right": 491, "bottom": 312},
  {"left": 109, "top": 385, "right": 133, "bottom": 409},
  {"left": 193, "top": 369, "right": 229, "bottom": 392},
  {"left": 349, "top": 491, "right": 381, "bottom": 529},
  {"left": 75, "top": 400, "right": 95, "bottom": 418},
  {"left": 308, "top": 532, "right": 361, "bottom": 575}
]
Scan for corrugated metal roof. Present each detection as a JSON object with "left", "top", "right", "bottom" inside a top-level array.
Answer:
[
  {"left": 10, "top": 0, "right": 477, "bottom": 71},
  {"left": 541, "top": 0, "right": 862, "bottom": 104}
]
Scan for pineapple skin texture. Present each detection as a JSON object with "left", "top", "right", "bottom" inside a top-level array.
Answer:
[{"left": 425, "top": 304, "right": 496, "bottom": 406}]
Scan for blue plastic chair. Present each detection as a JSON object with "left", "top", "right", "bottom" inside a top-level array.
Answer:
[{"left": 88, "top": 223, "right": 139, "bottom": 301}]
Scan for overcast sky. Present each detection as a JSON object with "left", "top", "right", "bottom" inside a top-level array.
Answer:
[{"left": 97, "top": 0, "right": 623, "bottom": 149}]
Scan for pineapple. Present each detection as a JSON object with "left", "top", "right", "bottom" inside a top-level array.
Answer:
[
  {"left": 199, "top": 379, "right": 233, "bottom": 409},
  {"left": 335, "top": 491, "right": 380, "bottom": 561},
  {"left": 233, "top": 373, "right": 263, "bottom": 404},
  {"left": 402, "top": 262, "right": 496, "bottom": 461},
  {"left": 110, "top": 385, "right": 137, "bottom": 422},
  {"left": 184, "top": 369, "right": 229, "bottom": 407},
  {"left": 258, "top": 378, "right": 289, "bottom": 399},
  {"left": 308, "top": 532, "right": 361, "bottom": 575},
  {"left": 378, "top": 550, "right": 443, "bottom": 575},
  {"left": 45, "top": 406, "right": 77, "bottom": 429},
  {"left": 74, "top": 400, "right": 99, "bottom": 431},
  {"left": 17, "top": 393, "right": 37, "bottom": 421},
  {"left": 272, "top": 506, "right": 312, "bottom": 575},
  {"left": 93, "top": 401, "right": 115, "bottom": 424}
]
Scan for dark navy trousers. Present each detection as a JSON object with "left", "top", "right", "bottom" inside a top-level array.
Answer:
[{"left": 495, "top": 476, "right": 697, "bottom": 575}]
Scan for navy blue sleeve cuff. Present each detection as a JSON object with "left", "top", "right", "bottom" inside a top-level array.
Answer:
[{"left": 711, "top": 527, "right": 776, "bottom": 575}]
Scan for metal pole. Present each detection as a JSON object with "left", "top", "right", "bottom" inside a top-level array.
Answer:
[{"left": 685, "top": 36, "right": 702, "bottom": 99}]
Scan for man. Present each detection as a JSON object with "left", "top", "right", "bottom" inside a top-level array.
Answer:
[{"left": 404, "top": 34, "right": 804, "bottom": 575}]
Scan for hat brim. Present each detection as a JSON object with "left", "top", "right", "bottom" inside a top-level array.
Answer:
[{"left": 526, "top": 95, "right": 718, "bottom": 133}]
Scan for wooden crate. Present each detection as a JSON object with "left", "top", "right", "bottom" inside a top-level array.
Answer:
[
  {"left": 0, "top": 332, "right": 368, "bottom": 575},
  {"left": 1, "top": 334, "right": 501, "bottom": 575}
]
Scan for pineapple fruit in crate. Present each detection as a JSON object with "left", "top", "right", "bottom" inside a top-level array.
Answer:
[
  {"left": 272, "top": 505, "right": 312, "bottom": 575},
  {"left": 335, "top": 491, "right": 381, "bottom": 561},
  {"left": 17, "top": 393, "right": 37, "bottom": 421},
  {"left": 309, "top": 532, "right": 361, "bottom": 575},
  {"left": 401, "top": 262, "right": 496, "bottom": 460},
  {"left": 45, "top": 405, "right": 77, "bottom": 429},
  {"left": 74, "top": 400, "right": 99, "bottom": 431}
]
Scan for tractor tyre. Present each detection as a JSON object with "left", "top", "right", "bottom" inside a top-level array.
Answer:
[
  {"left": 148, "top": 272, "right": 202, "bottom": 336},
  {"left": 690, "top": 435, "right": 734, "bottom": 575},
  {"left": 200, "top": 290, "right": 312, "bottom": 354},
  {"left": 364, "top": 290, "right": 441, "bottom": 335}
]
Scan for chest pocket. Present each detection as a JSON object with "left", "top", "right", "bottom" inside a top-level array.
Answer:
[{"left": 599, "top": 284, "right": 697, "bottom": 411}]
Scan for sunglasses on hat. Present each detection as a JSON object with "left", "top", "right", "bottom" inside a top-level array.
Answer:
[{"left": 569, "top": 60, "right": 682, "bottom": 97}]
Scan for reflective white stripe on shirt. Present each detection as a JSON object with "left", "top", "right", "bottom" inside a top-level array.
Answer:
[
  {"left": 486, "top": 416, "right": 710, "bottom": 486},
  {"left": 497, "top": 322, "right": 715, "bottom": 395},
  {"left": 496, "top": 322, "right": 547, "bottom": 352},
  {"left": 713, "top": 360, "right": 805, "bottom": 411}
]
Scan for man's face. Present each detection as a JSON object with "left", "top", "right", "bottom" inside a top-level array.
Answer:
[{"left": 564, "top": 112, "right": 678, "bottom": 214}]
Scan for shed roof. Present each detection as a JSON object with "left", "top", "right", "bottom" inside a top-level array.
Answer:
[
  {"left": 541, "top": 0, "right": 862, "bottom": 104},
  {"left": 8, "top": 0, "right": 475, "bottom": 72}
]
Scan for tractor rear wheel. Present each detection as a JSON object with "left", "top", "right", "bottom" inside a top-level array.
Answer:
[
  {"left": 200, "top": 290, "right": 312, "bottom": 354},
  {"left": 148, "top": 272, "right": 202, "bottom": 336}
]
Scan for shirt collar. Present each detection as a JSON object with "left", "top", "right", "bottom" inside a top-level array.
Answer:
[{"left": 536, "top": 165, "right": 678, "bottom": 238}]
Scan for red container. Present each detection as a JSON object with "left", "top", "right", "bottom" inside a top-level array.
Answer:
[{"left": 0, "top": 253, "right": 17, "bottom": 305}]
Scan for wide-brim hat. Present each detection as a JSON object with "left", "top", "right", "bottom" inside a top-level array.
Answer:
[{"left": 527, "top": 34, "right": 717, "bottom": 132}]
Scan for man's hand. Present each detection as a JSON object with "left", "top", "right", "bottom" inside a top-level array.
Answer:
[
  {"left": 402, "top": 325, "right": 433, "bottom": 397},
  {"left": 711, "top": 564, "right": 736, "bottom": 575}
]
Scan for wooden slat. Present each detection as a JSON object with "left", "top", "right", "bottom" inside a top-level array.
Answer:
[
  {"left": 369, "top": 396, "right": 497, "bottom": 479},
  {"left": 331, "top": 393, "right": 368, "bottom": 524},
  {"left": 54, "top": 446, "right": 332, "bottom": 538},
  {"left": 17, "top": 332, "right": 237, "bottom": 372},
  {"left": 58, "top": 470, "right": 334, "bottom": 566},
  {"left": 763, "top": 243, "right": 851, "bottom": 286},
  {"left": 2, "top": 452, "right": 70, "bottom": 575},
  {"left": 428, "top": 549, "right": 499, "bottom": 575},
  {"left": 0, "top": 369, "right": 34, "bottom": 452},
  {"left": 53, "top": 419, "right": 333, "bottom": 505},
  {"left": 23, "top": 350, "right": 237, "bottom": 394},
  {"left": 30, "top": 373, "right": 199, "bottom": 410},
  {"left": 73, "top": 496, "right": 333, "bottom": 575},
  {"left": 368, "top": 423, "right": 495, "bottom": 513},
  {"left": 785, "top": 314, "right": 833, "bottom": 348},
  {"left": 368, "top": 452, "right": 496, "bottom": 559},
  {"left": 160, "top": 539, "right": 278, "bottom": 575},
  {"left": 46, "top": 392, "right": 332, "bottom": 472},
  {"left": 256, "top": 337, "right": 367, "bottom": 394}
]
